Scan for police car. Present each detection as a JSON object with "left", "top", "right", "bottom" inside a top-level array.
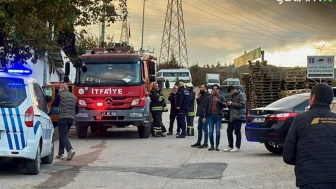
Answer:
[{"left": 0, "top": 64, "right": 54, "bottom": 175}]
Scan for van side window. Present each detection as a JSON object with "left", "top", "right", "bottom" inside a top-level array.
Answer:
[{"left": 33, "top": 83, "right": 48, "bottom": 113}]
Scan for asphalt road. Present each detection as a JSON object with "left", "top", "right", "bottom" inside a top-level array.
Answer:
[{"left": 0, "top": 107, "right": 297, "bottom": 189}]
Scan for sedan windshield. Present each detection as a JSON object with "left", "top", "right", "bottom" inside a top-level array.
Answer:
[{"left": 79, "top": 61, "right": 142, "bottom": 86}]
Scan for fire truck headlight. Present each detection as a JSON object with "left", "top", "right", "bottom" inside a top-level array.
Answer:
[
  {"left": 79, "top": 100, "right": 87, "bottom": 106},
  {"left": 131, "top": 99, "right": 140, "bottom": 106},
  {"left": 130, "top": 113, "right": 143, "bottom": 117}
]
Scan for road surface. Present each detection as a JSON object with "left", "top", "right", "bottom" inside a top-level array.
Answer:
[{"left": 0, "top": 107, "right": 297, "bottom": 189}]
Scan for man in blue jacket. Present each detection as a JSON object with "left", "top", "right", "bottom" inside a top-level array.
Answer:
[
  {"left": 176, "top": 81, "right": 190, "bottom": 138},
  {"left": 283, "top": 84, "right": 336, "bottom": 189}
]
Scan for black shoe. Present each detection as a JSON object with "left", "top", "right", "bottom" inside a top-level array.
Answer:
[
  {"left": 176, "top": 135, "right": 185, "bottom": 138},
  {"left": 208, "top": 146, "right": 215, "bottom": 151},
  {"left": 176, "top": 131, "right": 181, "bottom": 135},
  {"left": 199, "top": 144, "right": 208, "bottom": 149},
  {"left": 191, "top": 143, "right": 201, "bottom": 148},
  {"left": 167, "top": 132, "right": 173, "bottom": 135}
]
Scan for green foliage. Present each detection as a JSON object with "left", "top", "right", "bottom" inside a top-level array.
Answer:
[
  {"left": 165, "top": 79, "right": 170, "bottom": 89},
  {"left": 157, "top": 53, "right": 181, "bottom": 70},
  {"left": 0, "top": 0, "right": 122, "bottom": 67},
  {"left": 175, "top": 77, "right": 180, "bottom": 86}
]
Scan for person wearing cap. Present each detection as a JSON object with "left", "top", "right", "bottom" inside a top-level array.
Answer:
[
  {"left": 185, "top": 83, "right": 196, "bottom": 136},
  {"left": 283, "top": 84, "right": 336, "bottom": 189}
]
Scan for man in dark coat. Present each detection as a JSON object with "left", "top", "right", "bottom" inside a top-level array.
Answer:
[
  {"left": 176, "top": 81, "right": 190, "bottom": 138},
  {"left": 167, "top": 85, "right": 180, "bottom": 135},
  {"left": 283, "top": 83, "right": 336, "bottom": 189},
  {"left": 185, "top": 83, "right": 196, "bottom": 136}
]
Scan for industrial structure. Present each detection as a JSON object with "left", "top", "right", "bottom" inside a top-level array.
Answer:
[{"left": 159, "top": 0, "right": 188, "bottom": 67}]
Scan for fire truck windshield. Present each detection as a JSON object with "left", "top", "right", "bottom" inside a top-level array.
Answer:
[{"left": 79, "top": 61, "right": 142, "bottom": 86}]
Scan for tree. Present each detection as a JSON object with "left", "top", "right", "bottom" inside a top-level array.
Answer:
[
  {"left": 165, "top": 79, "right": 170, "bottom": 89},
  {"left": 0, "top": 0, "right": 121, "bottom": 68},
  {"left": 216, "top": 61, "right": 221, "bottom": 68},
  {"left": 175, "top": 77, "right": 180, "bottom": 86},
  {"left": 76, "top": 30, "right": 100, "bottom": 55}
]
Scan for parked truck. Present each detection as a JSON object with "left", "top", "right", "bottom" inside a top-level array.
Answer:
[
  {"left": 206, "top": 73, "right": 220, "bottom": 92},
  {"left": 62, "top": 45, "right": 157, "bottom": 138}
]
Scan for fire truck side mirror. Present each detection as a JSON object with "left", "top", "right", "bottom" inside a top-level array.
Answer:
[
  {"left": 82, "top": 66, "right": 87, "bottom": 73},
  {"left": 149, "top": 76, "right": 156, "bottom": 82},
  {"left": 65, "top": 62, "right": 70, "bottom": 76},
  {"left": 149, "top": 61, "right": 156, "bottom": 75}
]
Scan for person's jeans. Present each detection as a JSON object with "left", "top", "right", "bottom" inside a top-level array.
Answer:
[
  {"left": 227, "top": 120, "right": 243, "bottom": 149},
  {"left": 58, "top": 118, "right": 74, "bottom": 155},
  {"left": 196, "top": 116, "right": 208, "bottom": 145},
  {"left": 208, "top": 114, "right": 222, "bottom": 147}
]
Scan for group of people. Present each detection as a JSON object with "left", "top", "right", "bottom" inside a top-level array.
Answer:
[{"left": 149, "top": 81, "right": 247, "bottom": 152}]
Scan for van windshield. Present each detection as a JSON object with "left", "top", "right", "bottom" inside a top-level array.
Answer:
[{"left": 0, "top": 77, "right": 27, "bottom": 108}]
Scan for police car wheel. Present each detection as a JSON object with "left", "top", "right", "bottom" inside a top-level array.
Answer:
[
  {"left": 41, "top": 140, "right": 54, "bottom": 164},
  {"left": 26, "top": 145, "right": 41, "bottom": 175},
  {"left": 76, "top": 125, "right": 88, "bottom": 138}
]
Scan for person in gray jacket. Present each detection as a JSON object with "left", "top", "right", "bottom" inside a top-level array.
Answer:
[
  {"left": 51, "top": 84, "right": 78, "bottom": 160},
  {"left": 223, "top": 85, "right": 246, "bottom": 152}
]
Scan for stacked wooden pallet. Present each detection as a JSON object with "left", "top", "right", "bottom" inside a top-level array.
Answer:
[
  {"left": 284, "top": 68, "right": 307, "bottom": 90},
  {"left": 307, "top": 79, "right": 332, "bottom": 89},
  {"left": 280, "top": 89, "right": 311, "bottom": 98},
  {"left": 241, "top": 74, "right": 255, "bottom": 110},
  {"left": 246, "top": 61, "right": 282, "bottom": 108}
]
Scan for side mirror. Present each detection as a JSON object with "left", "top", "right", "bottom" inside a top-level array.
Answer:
[
  {"left": 149, "top": 76, "right": 156, "bottom": 82},
  {"left": 45, "top": 96, "right": 52, "bottom": 103},
  {"left": 82, "top": 66, "right": 87, "bottom": 73},
  {"left": 65, "top": 62, "right": 70, "bottom": 76},
  {"left": 64, "top": 76, "right": 70, "bottom": 82},
  {"left": 49, "top": 107, "right": 61, "bottom": 115},
  {"left": 148, "top": 61, "right": 156, "bottom": 75}
]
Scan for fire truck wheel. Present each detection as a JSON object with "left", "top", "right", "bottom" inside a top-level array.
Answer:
[
  {"left": 76, "top": 125, "right": 88, "bottom": 138},
  {"left": 138, "top": 126, "right": 151, "bottom": 138}
]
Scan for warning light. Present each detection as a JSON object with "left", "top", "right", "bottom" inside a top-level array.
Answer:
[{"left": 3, "top": 64, "right": 32, "bottom": 76}]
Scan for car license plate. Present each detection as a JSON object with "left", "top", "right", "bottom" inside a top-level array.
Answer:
[
  {"left": 101, "top": 112, "right": 117, "bottom": 116},
  {"left": 252, "top": 117, "right": 265, "bottom": 123}
]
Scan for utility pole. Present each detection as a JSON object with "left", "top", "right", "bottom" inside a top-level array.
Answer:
[
  {"left": 140, "top": 0, "right": 146, "bottom": 53},
  {"left": 100, "top": 1, "right": 106, "bottom": 48}
]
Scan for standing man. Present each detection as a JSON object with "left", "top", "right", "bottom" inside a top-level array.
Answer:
[
  {"left": 150, "top": 83, "right": 166, "bottom": 137},
  {"left": 176, "top": 81, "right": 190, "bottom": 138},
  {"left": 51, "top": 84, "right": 77, "bottom": 161},
  {"left": 167, "top": 85, "right": 180, "bottom": 135},
  {"left": 204, "top": 84, "right": 226, "bottom": 151},
  {"left": 191, "top": 84, "right": 210, "bottom": 148},
  {"left": 283, "top": 84, "right": 336, "bottom": 189},
  {"left": 223, "top": 85, "right": 246, "bottom": 152},
  {"left": 185, "top": 83, "right": 196, "bottom": 136}
]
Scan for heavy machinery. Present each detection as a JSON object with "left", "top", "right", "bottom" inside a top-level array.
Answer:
[{"left": 64, "top": 45, "right": 156, "bottom": 138}]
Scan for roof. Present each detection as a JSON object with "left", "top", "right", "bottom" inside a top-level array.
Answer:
[
  {"left": 0, "top": 73, "right": 37, "bottom": 84},
  {"left": 158, "top": 68, "right": 190, "bottom": 72}
]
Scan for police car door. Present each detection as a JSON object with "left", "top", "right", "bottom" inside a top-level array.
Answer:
[
  {"left": 0, "top": 77, "right": 28, "bottom": 151},
  {"left": 31, "top": 83, "right": 52, "bottom": 155}
]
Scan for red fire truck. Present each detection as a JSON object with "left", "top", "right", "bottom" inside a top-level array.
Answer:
[{"left": 63, "top": 45, "right": 156, "bottom": 138}]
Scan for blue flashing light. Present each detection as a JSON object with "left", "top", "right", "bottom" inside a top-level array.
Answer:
[{"left": 3, "top": 64, "right": 33, "bottom": 76}]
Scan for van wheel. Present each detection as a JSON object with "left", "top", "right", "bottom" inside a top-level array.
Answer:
[
  {"left": 76, "top": 125, "right": 88, "bottom": 138},
  {"left": 264, "top": 143, "right": 283, "bottom": 154},
  {"left": 26, "top": 145, "right": 41, "bottom": 175},
  {"left": 42, "top": 140, "right": 54, "bottom": 164}
]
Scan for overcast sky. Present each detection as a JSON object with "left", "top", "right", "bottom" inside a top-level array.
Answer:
[{"left": 82, "top": 0, "right": 336, "bottom": 67}]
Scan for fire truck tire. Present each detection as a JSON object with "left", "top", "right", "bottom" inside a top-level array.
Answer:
[
  {"left": 76, "top": 125, "right": 88, "bottom": 138},
  {"left": 138, "top": 126, "right": 151, "bottom": 138}
]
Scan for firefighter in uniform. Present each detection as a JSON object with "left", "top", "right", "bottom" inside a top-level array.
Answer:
[
  {"left": 150, "top": 83, "right": 166, "bottom": 137},
  {"left": 185, "top": 83, "right": 196, "bottom": 136},
  {"left": 176, "top": 81, "right": 190, "bottom": 138}
]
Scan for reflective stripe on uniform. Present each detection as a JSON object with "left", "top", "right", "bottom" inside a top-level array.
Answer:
[
  {"left": 158, "top": 96, "right": 165, "bottom": 102},
  {"left": 151, "top": 106, "right": 163, "bottom": 111},
  {"left": 187, "top": 112, "right": 195, "bottom": 116}
]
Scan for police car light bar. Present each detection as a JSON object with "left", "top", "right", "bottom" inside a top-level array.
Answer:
[{"left": 4, "top": 64, "right": 33, "bottom": 76}]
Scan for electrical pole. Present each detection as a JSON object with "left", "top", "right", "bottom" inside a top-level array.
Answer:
[
  {"left": 140, "top": 0, "right": 146, "bottom": 53},
  {"left": 100, "top": 1, "right": 106, "bottom": 48}
]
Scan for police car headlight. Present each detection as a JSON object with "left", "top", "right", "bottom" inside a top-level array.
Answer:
[
  {"left": 131, "top": 99, "right": 140, "bottom": 106},
  {"left": 130, "top": 113, "right": 143, "bottom": 117},
  {"left": 79, "top": 100, "right": 86, "bottom": 106}
]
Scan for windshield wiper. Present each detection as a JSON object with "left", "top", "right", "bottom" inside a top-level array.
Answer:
[
  {"left": 115, "top": 80, "right": 131, "bottom": 85},
  {"left": 0, "top": 101, "right": 15, "bottom": 105}
]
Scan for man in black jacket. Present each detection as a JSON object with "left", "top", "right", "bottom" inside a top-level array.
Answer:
[
  {"left": 191, "top": 84, "right": 210, "bottom": 148},
  {"left": 176, "top": 81, "right": 190, "bottom": 138},
  {"left": 185, "top": 83, "right": 196, "bottom": 136},
  {"left": 283, "top": 84, "right": 336, "bottom": 189},
  {"left": 167, "top": 85, "right": 180, "bottom": 135},
  {"left": 150, "top": 83, "right": 166, "bottom": 137}
]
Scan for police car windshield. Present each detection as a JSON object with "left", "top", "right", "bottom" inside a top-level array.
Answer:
[
  {"left": 0, "top": 78, "right": 27, "bottom": 108},
  {"left": 79, "top": 62, "right": 142, "bottom": 86}
]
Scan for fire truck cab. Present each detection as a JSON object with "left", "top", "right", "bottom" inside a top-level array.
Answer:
[{"left": 64, "top": 46, "right": 156, "bottom": 138}]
